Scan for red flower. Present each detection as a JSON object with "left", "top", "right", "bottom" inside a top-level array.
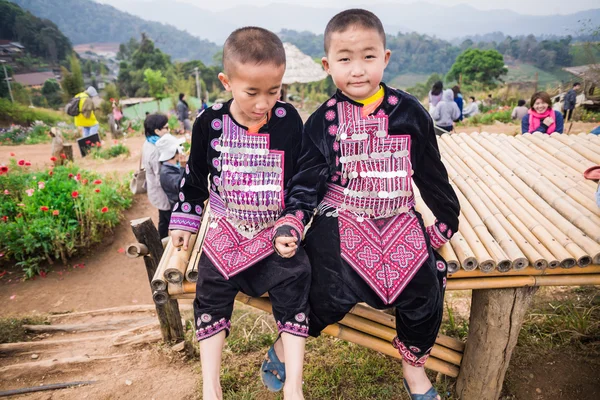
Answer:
[
  {"left": 96, "top": 142, "right": 102, "bottom": 147},
  {"left": 52, "top": 210, "right": 59, "bottom": 216},
  {"left": 49, "top": 170, "right": 53, "bottom": 176},
  {"left": 40, "top": 206, "right": 49, "bottom": 211},
  {"left": 50, "top": 156, "right": 57, "bottom": 162},
  {"left": 113, "top": 140, "right": 118, "bottom": 145},
  {"left": 17, "top": 159, "right": 25, "bottom": 166},
  {"left": 9, "top": 152, "right": 15, "bottom": 156},
  {"left": 94, "top": 179, "right": 102, "bottom": 185},
  {"left": 101, "top": 206, "right": 108, "bottom": 213},
  {"left": 71, "top": 191, "right": 79, "bottom": 199},
  {"left": 94, "top": 188, "right": 101, "bottom": 193},
  {"left": 0, "top": 165, "right": 7, "bottom": 174},
  {"left": 60, "top": 153, "right": 67, "bottom": 159},
  {"left": 25, "top": 161, "right": 31, "bottom": 166},
  {"left": 86, "top": 140, "right": 91, "bottom": 145},
  {"left": 82, "top": 179, "right": 88, "bottom": 185},
  {"left": 75, "top": 173, "right": 81, "bottom": 181},
  {"left": 91, "top": 143, "right": 95, "bottom": 147},
  {"left": 68, "top": 173, "right": 74, "bottom": 179},
  {"left": 1, "top": 216, "right": 7, "bottom": 222}
]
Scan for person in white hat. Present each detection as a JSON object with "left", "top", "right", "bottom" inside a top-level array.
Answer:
[{"left": 156, "top": 133, "right": 186, "bottom": 219}]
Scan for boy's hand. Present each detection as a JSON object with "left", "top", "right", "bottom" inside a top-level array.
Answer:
[
  {"left": 274, "top": 236, "right": 298, "bottom": 258},
  {"left": 171, "top": 229, "right": 192, "bottom": 251}
]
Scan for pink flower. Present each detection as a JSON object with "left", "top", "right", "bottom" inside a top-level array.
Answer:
[
  {"left": 25, "top": 161, "right": 31, "bottom": 166},
  {"left": 60, "top": 153, "right": 67, "bottom": 159},
  {"left": 25, "top": 188, "right": 35, "bottom": 197},
  {"left": 38, "top": 182, "right": 45, "bottom": 190},
  {"left": 82, "top": 179, "right": 88, "bottom": 185},
  {"left": 9, "top": 152, "right": 15, "bottom": 157},
  {"left": 68, "top": 173, "right": 74, "bottom": 179},
  {"left": 0, "top": 165, "right": 8, "bottom": 174},
  {"left": 52, "top": 210, "right": 60, "bottom": 216},
  {"left": 71, "top": 191, "right": 79, "bottom": 199},
  {"left": 3, "top": 190, "right": 9, "bottom": 195},
  {"left": 17, "top": 159, "right": 25, "bottom": 166}
]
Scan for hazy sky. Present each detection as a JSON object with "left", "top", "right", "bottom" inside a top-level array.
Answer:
[{"left": 179, "top": 0, "right": 598, "bottom": 15}]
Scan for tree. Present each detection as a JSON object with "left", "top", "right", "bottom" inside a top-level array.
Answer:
[
  {"left": 144, "top": 68, "right": 167, "bottom": 110},
  {"left": 41, "top": 78, "right": 62, "bottom": 108},
  {"left": 446, "top": 49, "right": 507, "bottom": 88}
]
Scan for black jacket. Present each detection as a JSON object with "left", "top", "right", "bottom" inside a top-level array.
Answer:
[{"left": 160, "top": 162, "right": 184, "bottom": 207}]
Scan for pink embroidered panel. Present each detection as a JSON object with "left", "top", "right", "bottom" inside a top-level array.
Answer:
[
  {"left": 203, "top": 218, "right": 274, "bottom": 279},
  {"left": 337, "top": 210, "right": 428, "bottom": 304}
]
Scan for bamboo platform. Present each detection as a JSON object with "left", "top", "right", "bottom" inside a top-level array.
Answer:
[{"left": 133, "top": 131, "right": 600, "bottom": 381}]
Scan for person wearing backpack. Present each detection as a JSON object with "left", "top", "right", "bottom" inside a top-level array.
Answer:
[{"left": 68, "top": 86, "right": 99, "bottom": 137}]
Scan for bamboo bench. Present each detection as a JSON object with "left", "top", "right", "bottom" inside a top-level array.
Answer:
[{"left": 129, "top": 131, "right": 600, "bottom": 400}]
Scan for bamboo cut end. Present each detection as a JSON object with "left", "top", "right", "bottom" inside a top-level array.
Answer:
[
  {"left": 185, "top": 270, "right": 199, "bottom": 282},
  {"left": 164, "top": 269, "right": 184, "bottom": 284},
  {"left": 125, "top": 243, "right": 148, "bottom": 258},
  {"left": 151, "top": 279, "right": 167, "bottom": 292},
  {"left": 153, "top": 290, "right": 168, "bottom": 305},
  {"left": 447, "top": 262, "right": 460, "bottom": 274},
  {"left": 496, "top": 260, "right": 513, "bottom": 273},
  {"left": 479, "top": 260, "right": 496, "bottom": 273},
  {"left": 577, "top": 256, "right": 592, "bottom": 268},
  {"left": 548, "top": 260, "right": 561, "bottom": 269},
  {"left": 533, "top": 260, "right": 548, "bottom": 270},
  {"left": 560, "top": 258, "right": 577, "bottom": 269},
  {"left": 512, "top": 258, "right": 529, "bottom": 271},
  {"left": 462, "top": 258, "right": 478, "bottom": 271}
]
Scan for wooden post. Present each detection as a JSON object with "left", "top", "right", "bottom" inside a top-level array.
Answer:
[
  {"left": 130, "top": 217, "right": 184, "bottom": 343},
  {"left": 62, "top": 144, "right": 74, "bottom": 162},
  {"left": 456, "top": 287, "right": 538, "bottom": 400}
]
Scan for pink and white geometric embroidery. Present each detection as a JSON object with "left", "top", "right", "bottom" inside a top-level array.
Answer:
[
  {"left": 392, "top": 337, "right": 429, "bottom": 367},
  {"left": 338, "top": 211, "right": 428, "bottom": 304},
  {"left": 203, "top": 218, "right": 274, "bottom": 279}
]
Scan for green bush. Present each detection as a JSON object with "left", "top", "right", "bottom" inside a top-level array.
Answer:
[
  {"left": 0, "top": 99, "right": 70, "bottom": 126},
  {"left": 90, "top": 143, "right": 131, "bottom": 159},
  {"left": 0, "top": 159, "right": 133, "bottom": 278},
  {"left": 458, "top": 107, "right": 513, "bottom": 126},
  {"left": 0, "top": 122, "right": 51, "bottom": 145}
]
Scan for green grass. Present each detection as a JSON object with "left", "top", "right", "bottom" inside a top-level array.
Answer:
[
  {"left": 0, "top": 99, "right": 70, "bottom": 127},
  {"left": 389, "top": 73, "right": 430, "bottom": 90},
  {"left": 504, "top": 63, "right": 565, "bottom": 87},
  {"left": 0, "top": 315, "right": 49, "bottom": 344}
]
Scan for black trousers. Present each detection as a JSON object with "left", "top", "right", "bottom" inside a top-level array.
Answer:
[
  {"left": 304, "top": 213, "right": 447, "bottom": 365},
  {"left": 158, "top": 209, "right": 171, "bottom": 239},
  {"left": 563, "top": 108, "right": 574, "bottom": 122},
  {"left": 193, "top": 249, "right": 311, "bottom": 341}
]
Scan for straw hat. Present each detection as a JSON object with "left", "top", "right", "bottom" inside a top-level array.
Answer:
[{"left": 583, "top": 165, "right": 600, "bottom": 180}]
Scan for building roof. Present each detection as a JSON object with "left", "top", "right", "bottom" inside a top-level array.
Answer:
[
  {"left": 563, "top": 64, "right": 600, "bottom": 85},
  {"left": 12, "top": 71, "right": 58, "bottom": 87},
  {"left": 282, "top": 42, "right": 327, "bottom": 85}
]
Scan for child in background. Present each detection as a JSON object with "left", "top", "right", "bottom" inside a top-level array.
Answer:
[
  {"left": 169, "top": 27, "right": 310, "bottom": 400},
  {"left": 156, "top": 133, "right": 185, "bottom": 212},
  {"left": 269, "top": 9, "right": 460, "bottom": 400},
  {"left": 432, "top": 89, "right": 460, "bottom": 132},
  {"left": 511, "top": 99, "right": 528, "bottom": 121}
]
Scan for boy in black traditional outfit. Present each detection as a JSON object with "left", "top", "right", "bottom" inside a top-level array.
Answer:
[
  {"left": 266, "top": 9, "right": 460, "bottom": 400},
  {"left": 169, "top": 27, "right": 310, "bottom": 400}
]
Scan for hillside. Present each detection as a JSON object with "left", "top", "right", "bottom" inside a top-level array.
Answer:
[
  {"left": 0, "top": 0, "right": 72, "bottom": 64},
  {"left": 9, "top": 0, "right": 220, "bottom": 64}
]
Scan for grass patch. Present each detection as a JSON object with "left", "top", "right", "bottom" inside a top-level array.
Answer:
[
  {"left": 89, "top": 143, "right": 131, "bottom": 160},
  {"left": 0, "top": 99, "right": 70, "bottom": 127},
  {"left": 0, "top": 315, "right": 49, "bottom": 344}
]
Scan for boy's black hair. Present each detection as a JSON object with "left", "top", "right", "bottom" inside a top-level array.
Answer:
[
  {"left": 517, "top": 99, "right": 526, "bottom": 107},
  {"left": 179, "top": 93, "right": 185, "bottom": 100},
  {"left": 223, "top": 27, "right": 286, "bottom": 75},
  {"left": 469, "top": 96, "right": 475, "bottom": 101},
  {"left": 324, "top": 9, "right": 386, "bottom": 54},
  {"left": 573, "top": 82, "right": 581, "bottom": 87},
  {"left": 144, "top": 113, "right": 168, "bottom": 137},
  {"left": 431, "top": 81, "right": 443, "bottom": 96}
]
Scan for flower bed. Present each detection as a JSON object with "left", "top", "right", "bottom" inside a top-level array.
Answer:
[
  {"left": 0, "top": 157, "right": 133, "bottom": 278},
  {"left": 90, "top": 142, "right": 131, "bottom": 160},
  {"left": 459, "top": 107, "right": 513, "bottom": 126},
  {"left": 0, "top": 122, "right": 83, "bottom": 146}
]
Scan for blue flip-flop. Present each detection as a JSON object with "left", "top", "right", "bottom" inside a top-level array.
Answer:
[
  {"left": 403, "top": 378, "right": 439, "bottom": 400},
  {"left": 261, "top": 344, "right": 286, "bottom": 392}
]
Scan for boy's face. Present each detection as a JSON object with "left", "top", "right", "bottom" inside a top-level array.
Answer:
[
  {"left": 218, "top": 62, "right": 285, "bottom": 126},
  {"left": 322, "top": 26, "right": 390, "bottom": 100}
]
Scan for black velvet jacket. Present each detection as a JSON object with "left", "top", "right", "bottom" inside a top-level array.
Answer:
[
  {"left": 169, "top": 100, "right": 304, "bottom": 234},
  {"left": 282, "top": 83, "right": 460, "bottom": 236}
]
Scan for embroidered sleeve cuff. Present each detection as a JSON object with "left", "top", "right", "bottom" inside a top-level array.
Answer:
[
  {"left": 273, "top": 214, "right": 305, "bottom": 240},
  {"left": 426, "top": 220, "right": 453, "bottom": 249},
  {"left": 169, "top": 212, "right": 201, "bottom": 233}
]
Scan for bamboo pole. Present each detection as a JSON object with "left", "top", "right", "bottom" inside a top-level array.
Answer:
[
  {"left": 525, "top": 133, "right": 592, "bottom": 174},
  {"left": 535, "top": 132, "right": 596, "bottom": 171},
  {"left": 185, "top": 208, "right": 211, "bottom": 282},
  {"left": 439, "top": 137, "right": 567, "bottom": 268},
  {"left": 455, "top": 133, "right": 600, "bottom": 265},
  {"left": 447, "top": 274, "right": 600, "bottom": 290},
  {"left": 443, "top": 153, "right": 544, "bottom": 270},
  {"left": 450, "top": 264, "right": 600, "bottom": 279},
  {"left": 474, "top": 134, "right": 600, "bottom": 242},
  {"left": 413, "top": 188, "right": 462, "bottom": 272},
  {"left": 125, "top": 243, "right": 148, "bottom": 258},
  {"left": 441, "top": 135, "right": 586, "bottom": 268},
  {"left": 151, "top": 240, "right": 175, "bottom": 292},
  {"left": 450, "top": 232, "right": 479, "bottom": 271},
  {"left": 444, "top": 160, "right": 525, "bottom": 271},
  {"left": 550, "top": 133, "right": 600, "bottom": 168},
  {"left": 503, "top": 135, "right": 598, "bottom": 215},
  {"left": 164, "top": 234, "right": 198, "bottom": 284}
]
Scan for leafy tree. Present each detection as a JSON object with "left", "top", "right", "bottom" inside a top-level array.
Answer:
[
  {"left": 60, "top": 54, "right": 84, "bottom": 99},
  {"left": 446, "top": 49, "right": 507, "bottom": 88},
  {"left": 41, "top": 79, "right": 62, "bottom": 108},
  {"left": 144, "top": 68, "right": 167, "bottom": 109}
]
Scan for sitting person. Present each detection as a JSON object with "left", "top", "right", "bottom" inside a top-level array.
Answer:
[
  {"left": 432, "top": 89, "right": 461, "bottom": 132},
  {"left": 463, "top": 96, "right": 480, "bottom": 118},
  {"left": 521, "top": 92, "right": 564, "bottom": 134},
  {"left": 511, "top": 99, "right": 528, "bottom": 121}
]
